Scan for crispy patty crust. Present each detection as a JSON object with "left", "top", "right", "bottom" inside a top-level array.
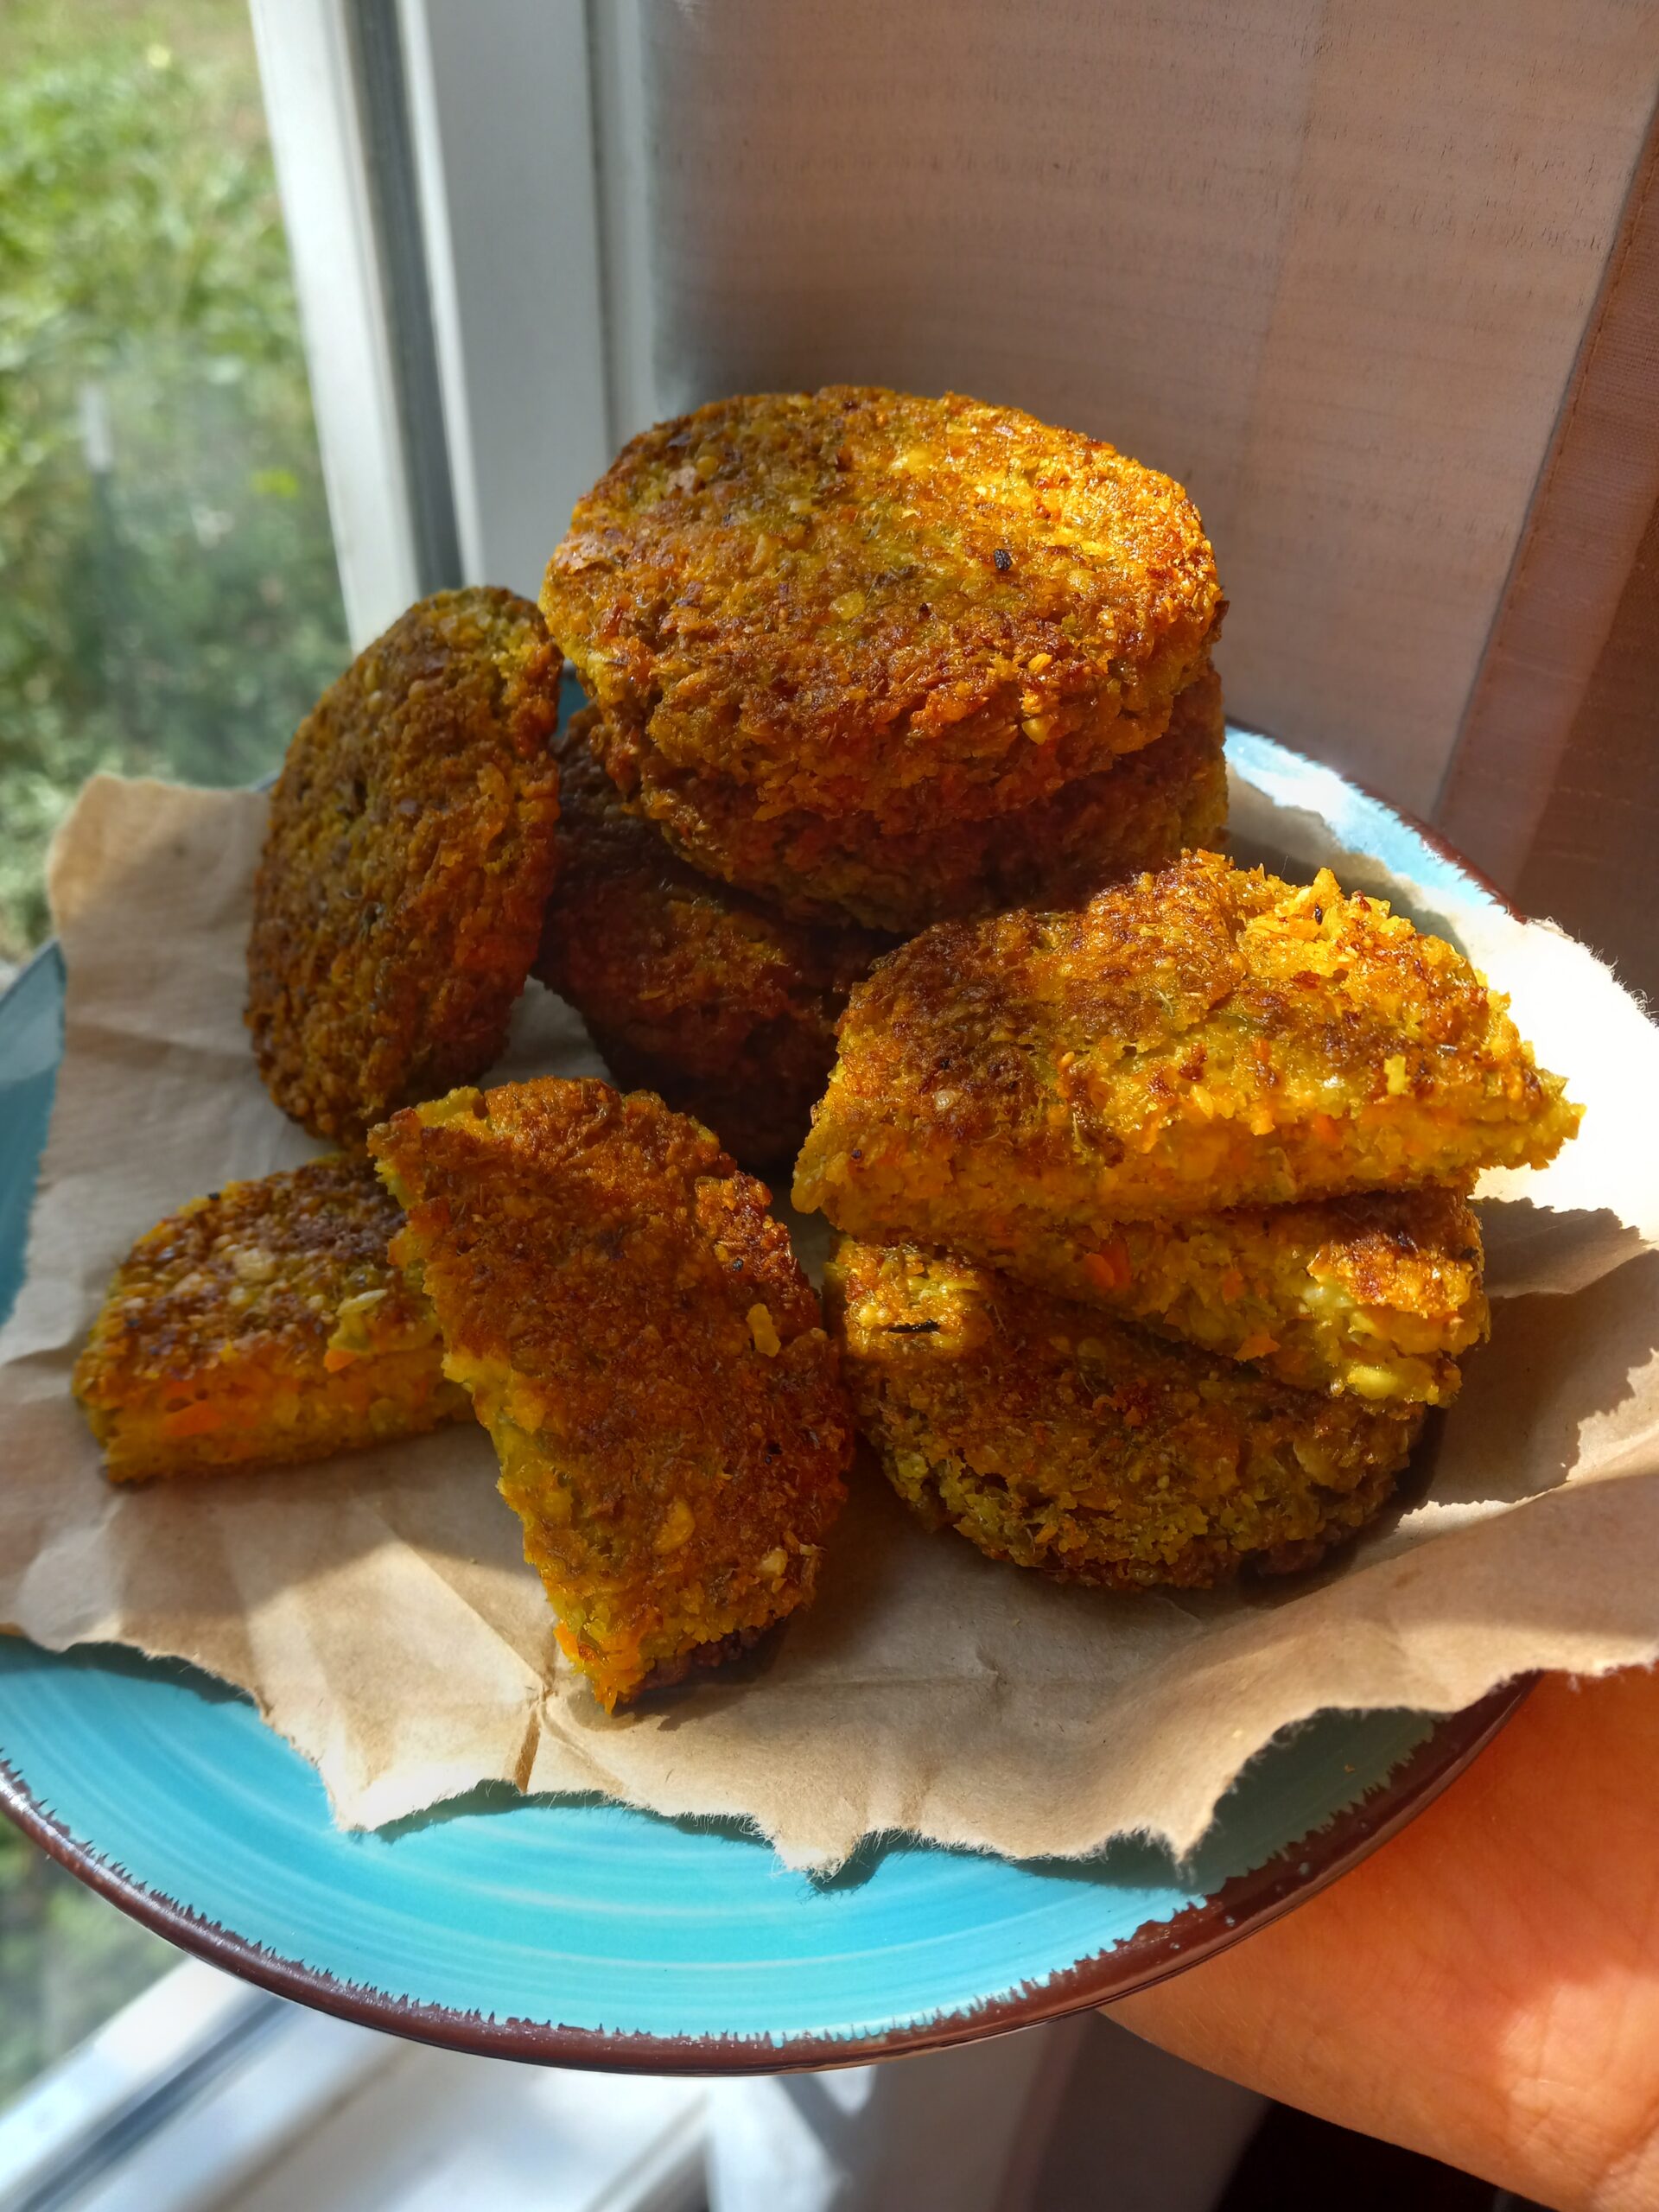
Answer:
[
  {"left": 533, "top": 709, "right": 890, "bottom": 1166},
  {"left": 592, "top": 660, "right": 1229, "bottom": 932},
  {"left": 73, "top": 1158, "right": 467, "bottom": 1481},
  {"left": 795, "top": 853, "right": 1581, "bottom": 1234},
  {"left": 247, "top": 588, "right": 562, "bottom": 1146},
  {"left": 827, "top": 1239, "right": 1425, "bottom": 1590},
  {"left": 964, "top": 1185, "right": 1486, "bottom": 1404},
  {"left": 369, "top": 1078, "right": 852, "bottom": 1709},
  {"left": 543, "top": 386, "right": 1222, "bottom": 833}
]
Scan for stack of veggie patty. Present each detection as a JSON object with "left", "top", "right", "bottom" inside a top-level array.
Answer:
[
  {"left": 796, "top": 851, "right": 1580, "bottom": 1589},
  {"left": 536, "top": 385, "right": 1228, "bottom": 1166}
]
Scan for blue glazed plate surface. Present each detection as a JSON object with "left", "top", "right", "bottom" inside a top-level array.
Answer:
[{"left": 0, "top": 737, "right": 1523, "bottom": 2067}]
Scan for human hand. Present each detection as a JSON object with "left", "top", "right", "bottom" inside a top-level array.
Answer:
[{"left": 1110, "top": 1668, "right": 1659, "bottom": 2212}]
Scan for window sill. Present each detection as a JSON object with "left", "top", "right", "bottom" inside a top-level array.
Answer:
[{"left": 0, "top": 1958, "right": 705, "bottom": 2212}]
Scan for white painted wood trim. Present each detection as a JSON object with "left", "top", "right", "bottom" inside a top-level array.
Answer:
[
  {"left": 396, "top": 0, "right": 613, "bottom": 598},
  {"left": 249, "top": 0, "right": 423, "bottom": 651},
  {"left": 587, "top": 0, "right": 660, "bottom": 452},
  {"left": 0, "top": 1956, "right": 705, "bottom": 2212}
]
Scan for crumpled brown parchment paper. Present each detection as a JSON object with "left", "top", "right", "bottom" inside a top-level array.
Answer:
[{"left": 2, "top": 767, "right": 1656, "bottom": 1872}]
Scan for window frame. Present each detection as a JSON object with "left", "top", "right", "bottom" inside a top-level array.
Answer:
[
  {"left": 0, "top": 1957, "right": 707, "bottom": 2212},
  {"left": 394, "top": 0, "right": 614, "bottom": 600},
  {"left": 250, "top": 0, "right": 632, "bottom": 639},
  {"left": 246, "top": 0, "right": 428, "bottom": 648}
]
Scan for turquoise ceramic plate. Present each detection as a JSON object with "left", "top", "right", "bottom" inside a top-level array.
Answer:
[{"left": 0, "top": 735, "right": 1526, "bottom": 2069}]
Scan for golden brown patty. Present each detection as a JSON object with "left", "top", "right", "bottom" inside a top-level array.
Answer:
[
  {"left": 72, "top": 1157, "right": 469, "bottom": 1481},
  {"left": 533, "top": 710, "right": 890, "bottom": 1166},
  {"left": 960, "top": 1184, "right": 1487, "bottom": 1404},
  {"left": 827, "top": 1239, "right": 1425, "bottom": 1590},
  {"left": 591, "top": 660, "right": 1229, "bottom": 933},
  {"left": 247, "top": 588, "right": 563, "bottom": 1146},
  {"left": 795, "top": 852, "right": 1581, "bottom": 1234},
  {"left": 369, "top": 1077, "right": 853, "bottom": 1710},
  {"left": 543, "top": 386, "right": 1221, "bottom": 833}
]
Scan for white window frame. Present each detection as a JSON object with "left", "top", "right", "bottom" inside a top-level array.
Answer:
[
  {"left": 249, "top": 0, "right": 647, "bottom": 643},
  {"left": 395, "top": 0, "right": 615, "bottom": 599},
  {"left": 247, "top": 0, "right": 426, "bottom": 648},
  {"left": 0, "top": 1958, "right": 706, "bottom": 2212}
]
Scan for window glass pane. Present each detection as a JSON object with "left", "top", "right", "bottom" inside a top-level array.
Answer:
[
  {"left": 0, "top": 0, "right": 347, "bottom": 2096},
  {"left": 0, "top": 0, "right": 349, "bottom": 974}
]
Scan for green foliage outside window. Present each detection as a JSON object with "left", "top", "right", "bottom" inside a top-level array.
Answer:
[{"left": 0, "top": 0, "right": 349, "bottom": 962}]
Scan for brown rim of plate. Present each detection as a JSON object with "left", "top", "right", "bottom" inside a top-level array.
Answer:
[{"left": 0, "top": 1678, "right": 1531, "bottom": 2075}]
